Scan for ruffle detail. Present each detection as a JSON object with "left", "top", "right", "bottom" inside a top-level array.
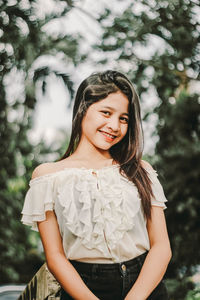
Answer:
[
  {"left": 21, "top": 164, "right": 167, "bottom": 261},
  {"left": 57, "top": 167, "right": 141, "bottom": 258},
  {"left": 146, "top": 167, "right": 168, "bottom": 208},
  {"left": 21, "top": 178, "right": 55, "bottom": 231}
]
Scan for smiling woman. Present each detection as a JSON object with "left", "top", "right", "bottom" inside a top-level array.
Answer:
[
  {"left": 80, "top": 91, "right": 129, "bottom": 152},
  {"left": 21, "top": 70, "right": 171, "bottom": 300}
]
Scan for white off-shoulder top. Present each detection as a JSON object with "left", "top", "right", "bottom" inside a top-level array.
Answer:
[{"left": 21, "top": 165, "right": 167, "bottom": 263}]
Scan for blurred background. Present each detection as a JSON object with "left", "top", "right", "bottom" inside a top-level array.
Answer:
[{"left": 0, "top": 0, "right": 200, "bottom": 299}]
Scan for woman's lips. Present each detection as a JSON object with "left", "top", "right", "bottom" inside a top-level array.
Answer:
[{"left": 99, "top": 130, "right": 117, "bottom": 142}]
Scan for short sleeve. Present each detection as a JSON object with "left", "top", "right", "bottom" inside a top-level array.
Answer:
[
  {"left": 21, "top": 177, "right": 55, "bottom": 231},
  {"left": 147, "top": 168, "right": 168, "bottom": 209}
]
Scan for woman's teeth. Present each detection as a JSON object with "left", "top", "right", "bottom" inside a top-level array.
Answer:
[{"left": 101, "top": 131, "right": 115, "bottom": 139}]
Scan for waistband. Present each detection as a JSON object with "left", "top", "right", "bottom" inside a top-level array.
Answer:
[{"left": 70, "top": 251, "right": 148, "bottom": 272}]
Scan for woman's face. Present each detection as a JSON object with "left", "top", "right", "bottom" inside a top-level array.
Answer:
[{"left": 80, "top": 91, "right": 129, "bottom": 153}]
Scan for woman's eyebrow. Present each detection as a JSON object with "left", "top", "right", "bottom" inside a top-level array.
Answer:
[{"left": 100, "top": 105, "right": 129, "bottom": 116}]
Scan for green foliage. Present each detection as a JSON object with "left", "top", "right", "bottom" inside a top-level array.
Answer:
[
  {"left": 95, "top": 0, "right": 200, "bottom": 298},
  {"left": 155, "top": 91, "right": 200, "bottom": 296},
  {"left": 0, "top": 0, "right": 84, "bottom": 283},
  {"left": 165, "top": 277, "right": 196, "bottom": 300},
  {"left": 186, "top": 289, "right": 200, "bottom": 300}
]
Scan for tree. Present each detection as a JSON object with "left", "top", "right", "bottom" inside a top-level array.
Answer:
[
  {"left": 94, "top": 0, "right": 200, "bottom": 298},
  {"left": 0, "top": 0, "right": 85, "bottom": 283}
]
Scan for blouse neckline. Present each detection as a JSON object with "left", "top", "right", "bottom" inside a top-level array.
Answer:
[{"left": 30, "top": 164, "right": 120, "bottom": 184}]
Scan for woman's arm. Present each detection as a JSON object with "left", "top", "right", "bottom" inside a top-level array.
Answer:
[
  {"left": 124, "top": 206, "right": 172, "bottom": 300},
  {"left": 38, "top": 211, "right": 99, "bottom": 300}
]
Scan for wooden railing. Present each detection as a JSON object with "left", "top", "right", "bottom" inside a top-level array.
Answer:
[{"left": 18, "top": 263, "right": 61, "bottom": 300}]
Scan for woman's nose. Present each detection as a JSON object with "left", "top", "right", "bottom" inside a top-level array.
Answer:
[{"left": 107, "top": 117, "right": 120, "bottom": 131}]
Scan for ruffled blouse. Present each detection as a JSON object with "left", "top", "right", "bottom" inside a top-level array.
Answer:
[{"left": 21, "top": 165, "right": 167, "bottom": 263}]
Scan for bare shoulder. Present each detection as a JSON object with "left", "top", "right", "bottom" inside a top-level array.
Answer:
[
  {"left": 31, "top": 158, "right": 79, "bottom": 179},
  {"left": 141, "top": 160, "right": 154, "bottom": 170},
  {"left": 31, "top": 163, "right": 57, "bottom": 179}
]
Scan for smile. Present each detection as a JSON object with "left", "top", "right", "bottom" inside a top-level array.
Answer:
[{"left": 99, "top": 130, "right": 117, "bottom": 140}]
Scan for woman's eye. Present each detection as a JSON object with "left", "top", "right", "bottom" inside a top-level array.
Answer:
[
  {"left": 120, "top": 117, "right": 129, "bottom": 123},
  {"left": 101, "top": 111, "right": 110, "bottom": 116}
]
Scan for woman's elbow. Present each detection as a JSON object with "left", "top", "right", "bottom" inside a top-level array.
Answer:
[
  {"left": 46, "top": 256, "right": 56, "bottom": 274},
  {"left": 45, "top": 252, "right": 61, "bottom": 273},
  {"left": 153, "top": 240, "right": 172, "bottom": 263},
  {"left": 163, "top": 241, "right": 172, "bottom": 263},
  {"left": 167, "top": 244, "right": 172, "bottom": 262}
]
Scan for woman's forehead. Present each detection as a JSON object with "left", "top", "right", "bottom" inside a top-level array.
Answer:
[{"left": 91, "top": 91, "right": 129, "bottom": 111}]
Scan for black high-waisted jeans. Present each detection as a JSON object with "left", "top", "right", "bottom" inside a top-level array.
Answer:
[{"left": 60, "top": 252, "right": 168, "bottom": 300}]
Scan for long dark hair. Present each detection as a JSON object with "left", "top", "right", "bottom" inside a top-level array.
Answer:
[{"left": 61, "top": 70, "right": 154, "bottom": 219}]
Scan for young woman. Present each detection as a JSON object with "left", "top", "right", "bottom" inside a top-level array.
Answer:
[{"left": 21, "top": 70, "right": 172, "bottom": 300}]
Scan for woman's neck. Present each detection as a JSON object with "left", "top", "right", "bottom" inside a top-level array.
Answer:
[{"left": 70, "top": 140, "right": 113, "bottom": 168}]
